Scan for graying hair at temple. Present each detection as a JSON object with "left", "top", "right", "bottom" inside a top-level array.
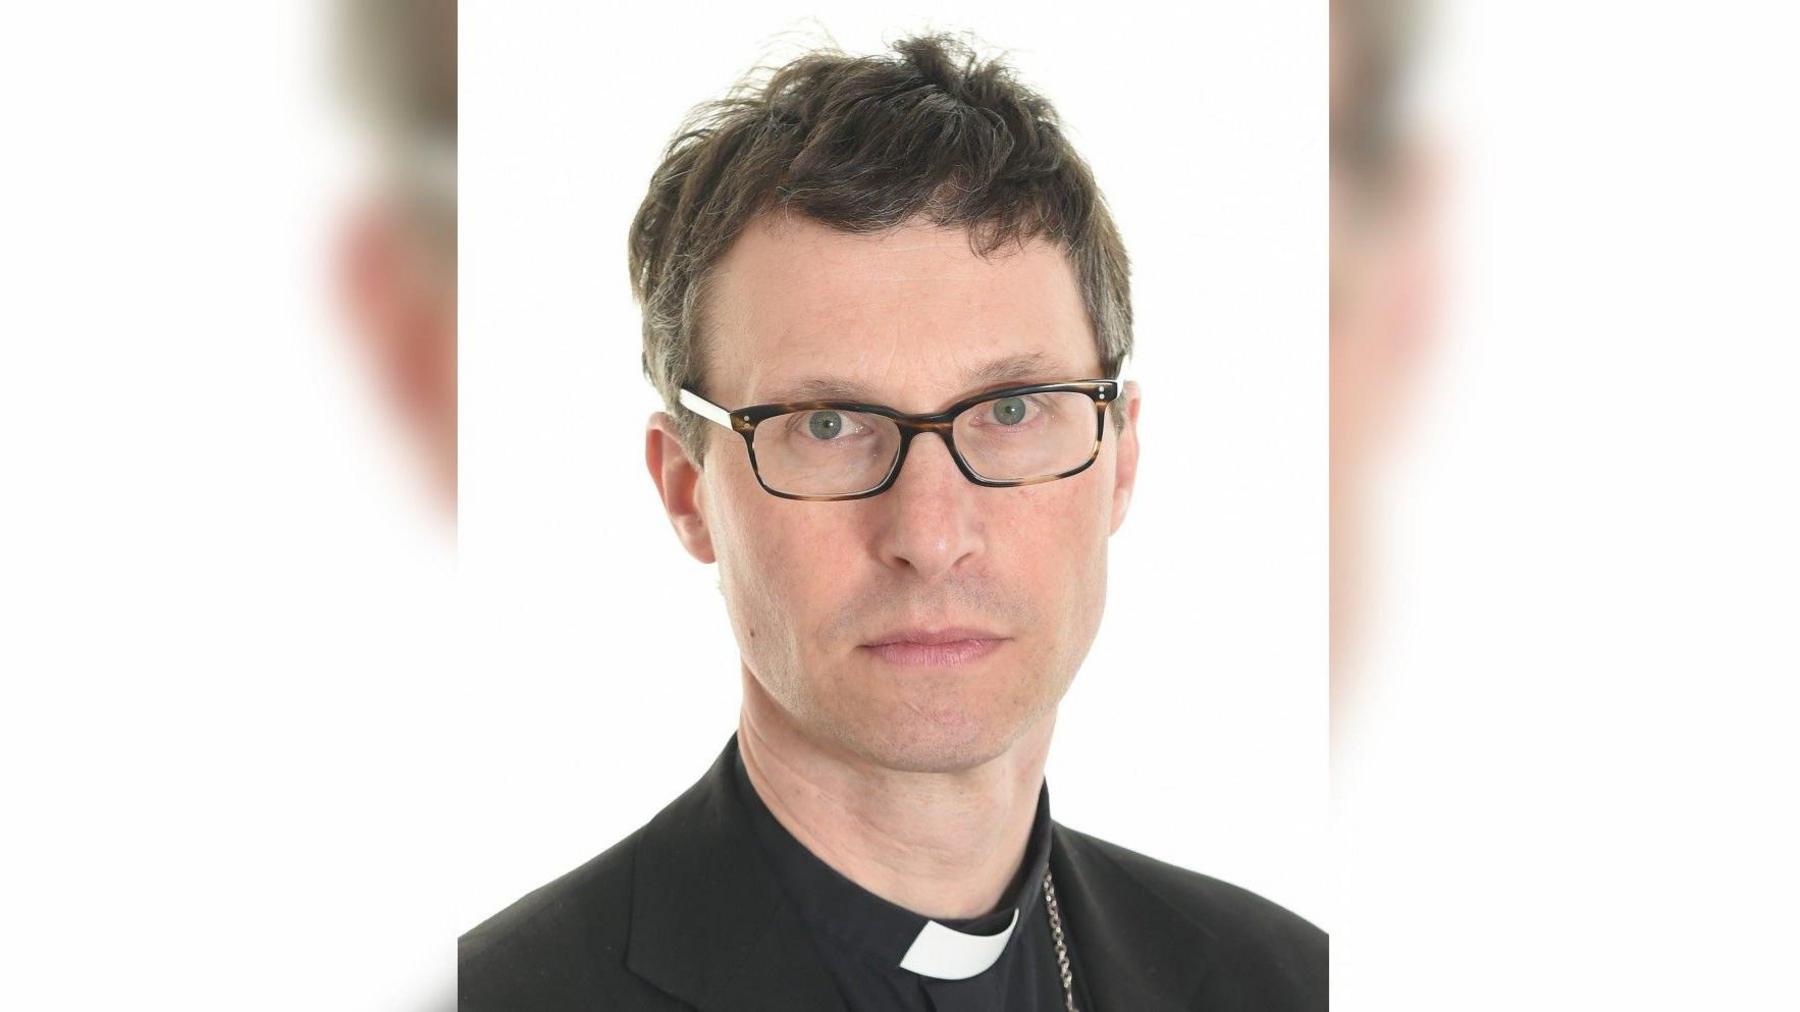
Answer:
[{"left": 628, "top": 33, "right": 1133, "bottom": 469}]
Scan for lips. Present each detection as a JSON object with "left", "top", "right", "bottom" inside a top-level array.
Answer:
[
  {"left": 861, "top": 627, "right": 1008, "bottom": 667},
  {"left": 865, "top": 626, "right": 1004, "bottom": 646}
]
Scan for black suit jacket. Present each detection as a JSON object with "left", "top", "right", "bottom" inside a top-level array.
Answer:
[{"left": 460, "top": 736, "right": 1327, "bottom": 1011}]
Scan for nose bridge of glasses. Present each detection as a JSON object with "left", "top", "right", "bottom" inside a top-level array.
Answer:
[
  {"left": 906, "top": 415, "right": 959, "bottom": 434},
  {"left": 894, "top": 422, "right": 966, "bottom": 483}
]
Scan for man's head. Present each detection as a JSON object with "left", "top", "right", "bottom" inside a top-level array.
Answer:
[{"left": 635, "top": 34, "right": 1141, "bottom": 774}]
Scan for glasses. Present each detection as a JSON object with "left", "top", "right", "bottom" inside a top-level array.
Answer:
[{"left": 678, "top": 379, "right": 1121, "bottom": 501}]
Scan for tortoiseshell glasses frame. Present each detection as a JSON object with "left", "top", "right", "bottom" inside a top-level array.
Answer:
[{"left": 677, "top": 379, "right": 1121, "bottom": 502}]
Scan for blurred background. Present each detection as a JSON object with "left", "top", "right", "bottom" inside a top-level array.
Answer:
[
  {"left": 337, "top": 0, "right": 458, "bottom": 515},
  {"left": 1, "top": 2, "right": 457, "bottom": 1009},
  {"left": 1330, "top": 0, "right": 1800, "bottom": 1008},
  {"left": 3, "top": 1, "right": 1797, "bottom": 1009}
]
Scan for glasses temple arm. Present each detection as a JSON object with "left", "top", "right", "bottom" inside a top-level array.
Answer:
[{"left": 678, "top": 388, "right": 735, "bottom": 430}]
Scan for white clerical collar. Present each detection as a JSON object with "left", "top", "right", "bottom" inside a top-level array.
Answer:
[
  {"left": 729, "top": 735, "right": 1055, "bottom": 982},
  {"left": 898, "top": 907, "right": 1021, "bottom": 979}
]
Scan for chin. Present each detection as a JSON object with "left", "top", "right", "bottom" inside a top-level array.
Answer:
[{"left": 839, "top": 705, "right": 1026, "bottom": 774}]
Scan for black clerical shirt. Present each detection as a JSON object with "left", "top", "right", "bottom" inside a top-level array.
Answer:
[
  {"left": 728, "top": 739, "right": 1094, "bottom": 1012},
  {"left": 462, "top": 731, "right": 1329, "bottom": 1011}
]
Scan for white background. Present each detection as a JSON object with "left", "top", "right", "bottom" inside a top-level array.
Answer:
[
  {"left": 0, "top": 3, "right": 1322, "bottom": 1011},
  {"left": 457, "top": 0, "right": 1326, "bottom": 960},
  {"left": 1334, "top": 1, "right": 1800, "bottom": 1009},
  {"left": 2, "top": 4, "right": 460, "bottom": 1012},
  {"left": 7, "top": 2, "right": 1798, "bottom": 1011}
]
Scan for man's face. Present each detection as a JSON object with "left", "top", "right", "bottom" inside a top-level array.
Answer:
[{"left": 676, "top": 214, "right": 1140, "bottom": 774}]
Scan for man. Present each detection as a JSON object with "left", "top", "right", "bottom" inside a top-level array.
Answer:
[{"left": 461, "top": 32, "right": 1325, "bottom": 1011}]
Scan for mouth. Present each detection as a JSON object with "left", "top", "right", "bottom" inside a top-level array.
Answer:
[{"left": 859, "top": 628, "right": 1009, "bottom": 668}]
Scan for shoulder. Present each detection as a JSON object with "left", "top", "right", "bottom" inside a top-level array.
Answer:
[
  {"left": 1055, "top": 823, "right": 1327, "bottom": 1005},
  {"left": 457, "top": 829, "right": 680, "bottom": 1011},
  {"left": 459, "top": 831, "right": 636, "bottom": 970},
  {"left": 1068, "top": 825, "right": 1325, "bottom": 943}
]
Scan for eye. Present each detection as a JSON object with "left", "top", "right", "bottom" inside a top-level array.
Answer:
[
  {"left": 808, "top": 410, "right": 844, "bottom": 439},
  {"left": 987, "top": 396, "right": 1035, "bottom": 426}
]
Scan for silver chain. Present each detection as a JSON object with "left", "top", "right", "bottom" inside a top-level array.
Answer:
[{"left": 1041, "top": 868, "right": 1077, "bottom": 1012}]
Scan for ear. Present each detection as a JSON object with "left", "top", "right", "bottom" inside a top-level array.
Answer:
[
  {"left": 646, "top": 411, "right": 716, "bottom": 564},
  {"left": 1109, "top": 380, "right": 1141, "bottom": 535}
]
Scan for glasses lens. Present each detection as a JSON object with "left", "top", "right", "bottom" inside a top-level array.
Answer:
[
  {"left": 954, "top": 391, "right": 1099, "bottom": 481},
  {"left": 752, "top": 408, "right": 902, "bottom": 496}
]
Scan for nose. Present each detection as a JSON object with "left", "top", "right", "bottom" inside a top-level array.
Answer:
[{"left": 871, "top": 431, "right": 986, "bottom": 581}]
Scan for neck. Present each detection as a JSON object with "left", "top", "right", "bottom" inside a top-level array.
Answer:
[{"left": 737, "top": 666, "right": 1053, "bottom": 921}]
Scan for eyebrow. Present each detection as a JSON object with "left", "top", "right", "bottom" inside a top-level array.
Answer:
[{"left": 758, "top": 351, "right": 1068, "bottom": 404}]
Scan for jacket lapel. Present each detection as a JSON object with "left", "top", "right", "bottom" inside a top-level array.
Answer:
[
  {"left": 1049, "top": 822, "right": 1213, "bottom": 1011},
  {"left": 625, "top": 736, "right": 849, "bottom": 1012},
  {"left": 626, "top": 736, "right": 1215, "bottom": 1011}
]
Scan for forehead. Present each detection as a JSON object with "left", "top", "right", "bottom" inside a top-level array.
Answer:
[{"left": 704, "top": 213, "right": 1098, "bottom": 411}]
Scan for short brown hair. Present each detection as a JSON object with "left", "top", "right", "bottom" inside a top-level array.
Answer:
[{"left": 629, "top": 31, "right": 1133, "bottom": 467}]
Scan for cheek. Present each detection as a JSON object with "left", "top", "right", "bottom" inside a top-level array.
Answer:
[
  {"left": 714, "top": 487, "right": 854, "bottom": 656},
  {"left": 713, "top": 459, "right": 1114, "bottom": 662},
  {"left": 998, "top": 478, "right": 1111, "bottom": 612}
]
